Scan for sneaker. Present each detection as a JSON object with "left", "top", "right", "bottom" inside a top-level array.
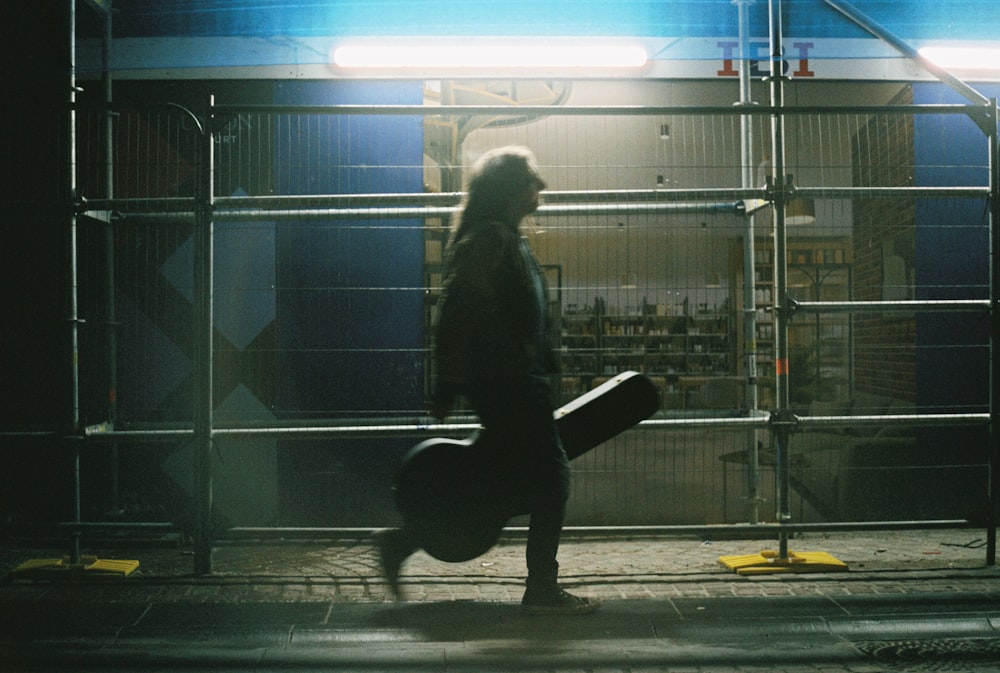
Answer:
[
  {"left": 372, "top": 528, "right": 408, "bottom": 599},
  {"left": 521, "top": 586, "right": 601, "bottom": 615}
]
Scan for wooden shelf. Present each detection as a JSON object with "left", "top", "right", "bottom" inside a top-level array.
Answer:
[
  {"left": 560, "top": 302, "right": 733, "bottom": 408},
  {"left": 732, "top": 237, "right": 852, "bottom": 405}
]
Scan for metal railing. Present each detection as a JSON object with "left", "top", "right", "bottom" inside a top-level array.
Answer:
[{"left": 3, "top": 97, "right": 996, "bottom": 574}]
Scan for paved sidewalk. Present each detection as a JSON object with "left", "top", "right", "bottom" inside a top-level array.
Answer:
[
  {"left": 2, "top": 529, "right": 1000, "bottom": 671},
  {"left": 8, "top": 528, "right": 995, "bottom": 601}
]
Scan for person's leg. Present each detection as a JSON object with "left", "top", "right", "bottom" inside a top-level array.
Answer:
[
  {"left": 373, "top": 526, "right": 417, "bottom": 599},
  {"left": 517, "top": 418, "right": 598, "bottom": 614},
  {"left": 522, "top": 434, "right": 570, "bottom": 590},
  {"left": 473, "top": 380, "right": 599, "bottom": 614}
]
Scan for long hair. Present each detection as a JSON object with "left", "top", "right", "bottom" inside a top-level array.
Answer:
[{"left": 450, "top": 146, "right": 541, "bottom": 247}]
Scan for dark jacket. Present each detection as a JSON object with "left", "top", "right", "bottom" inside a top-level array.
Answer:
[{"left": 433, "top": 221, "right": 558, "bottom": 412}]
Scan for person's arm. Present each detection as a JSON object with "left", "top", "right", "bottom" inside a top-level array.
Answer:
[{"left": 431, "top": 224, "right": 522, "bottom": 418}]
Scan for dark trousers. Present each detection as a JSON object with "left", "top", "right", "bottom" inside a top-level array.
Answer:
[{"left": 468, "top": 377, "right": 570, "bottom": 588}]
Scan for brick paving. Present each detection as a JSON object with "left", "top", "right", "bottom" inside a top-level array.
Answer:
[
  {"left": 4, "top": 528, "right": 997, "bottom": 602},
  {"left": 3, "top": 529, "right": 1000, "bottom": 672}
]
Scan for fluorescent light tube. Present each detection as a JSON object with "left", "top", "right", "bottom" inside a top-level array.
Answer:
[
  {"left": 918, "top": 46, "right": 1000, "bottom": 71},
  {"left": 332, "top": 41, "right": 647, "bottom": 70}
]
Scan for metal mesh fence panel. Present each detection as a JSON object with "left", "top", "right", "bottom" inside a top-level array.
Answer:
[{"left": 1, "top": 87, "right": 993, "bottom": 531}]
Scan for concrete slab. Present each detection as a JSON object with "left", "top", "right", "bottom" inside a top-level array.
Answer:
[{"left": 3, "top": 532, "right": 1000, "bottom": 671}]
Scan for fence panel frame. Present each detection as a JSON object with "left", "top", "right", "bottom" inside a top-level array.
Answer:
[{"left": 3, "top": 99, "right": 996, "bottom": 574}]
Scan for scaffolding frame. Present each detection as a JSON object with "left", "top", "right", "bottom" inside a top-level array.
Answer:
[
  {"left": 28, "top": 97, "right": 982, "bottom": 573},
  {"left": 4, "top": 1, "right": 998, "bottom": 577}
]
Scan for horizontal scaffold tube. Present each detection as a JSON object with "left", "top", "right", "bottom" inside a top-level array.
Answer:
[
  {"left": 798, "top": 412, "right": 990, "bottom": 429},
  {"left": 791, "top": 299, "right": 991, "bottom": 314},
  {"left": 212, "top": 202, "right": 745, "bottom": 221},
  {"left": 211, "top": 103, "right": 987, "bottom": 118},
  {"left": 77, "top": 184, "right": 991, "bottom": 220},
  {"left": 77, "top": 409, "right": 988, "bottom": 443},
  {"left": 221, "top": 519, "right": 975, "bottom": 541}
]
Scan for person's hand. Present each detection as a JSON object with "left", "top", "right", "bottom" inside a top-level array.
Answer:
[{"left": 430, "top": 398, "right": 451, "bottom": 422}]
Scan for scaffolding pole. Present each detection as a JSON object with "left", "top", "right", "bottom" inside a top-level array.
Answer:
[
  {"left": 64, "top": 0, "right": 83, "bottom": 566},
  {"left": 766, "top": 0, "right": 794, "bottom": 560},
  {"left": 735, "top": 0, "right": 762, "bottom": 524},
  {"left": 192, "top": 97, "right": 216, "bottom": 575},
  {"left": 989, "top": 100, "right": 1000, "bottom": 565}
]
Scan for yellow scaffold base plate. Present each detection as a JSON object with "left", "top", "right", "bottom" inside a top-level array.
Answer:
[
  {"left": 9, "top": 555, "right": 139, "bottom": 579},
  {"left": 719, "top": 549, "right": 848, "bottom": 575}
]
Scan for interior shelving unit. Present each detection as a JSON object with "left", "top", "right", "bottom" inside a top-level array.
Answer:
[
  {"left": 560, "top": 299, "right": 733, "bottom": 409},
  {"left": 733, "top": 237, "right": 852, "bottom": 408}
]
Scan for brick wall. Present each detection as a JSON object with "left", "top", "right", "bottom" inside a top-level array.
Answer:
[{"left": 851, "top": 87, "right": 916, "bottom": 402}]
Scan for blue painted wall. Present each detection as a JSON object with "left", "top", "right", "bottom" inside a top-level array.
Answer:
[
  {"left": 912, "top": 82, "right": 994, "bottom": 414},
  {"left": 273, "top": 81, "right": 425, "bottom": 416},
  {"left": 270, "top": 81, "right": 424, "bottom": 525},
  {"left": 903, "top": 83, "right": 993, "bottom": 522},
  {"left": 107, "top": 1, "right": 999, "bottom": 41}
]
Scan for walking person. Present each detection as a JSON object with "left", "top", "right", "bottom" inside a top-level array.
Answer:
[{"left": 377, "top": 146, "right": 599, "bottom": 615}]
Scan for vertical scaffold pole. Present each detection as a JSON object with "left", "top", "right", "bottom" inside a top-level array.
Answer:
[
  {"left": 101, "top": 1, "right": 120, "bottom": 515},
  {"left": 735, "top": 0, "right": 762, "bottom": 524},
  {"left": 768, "top": 0, "right": 794, "bottom": 559},
  {"left": 192, "top": 96, "right": 215, "bottom": 574},
  {"left": 989, "top": 99, "right": 999, "bottom": 565},
  {"left": 64, "top": 0, "right": 83, "bottom": 565}
]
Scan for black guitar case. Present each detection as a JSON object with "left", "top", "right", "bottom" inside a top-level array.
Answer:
[{"left": 393, "top": 371, "right": 661, "bottom": 562}]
